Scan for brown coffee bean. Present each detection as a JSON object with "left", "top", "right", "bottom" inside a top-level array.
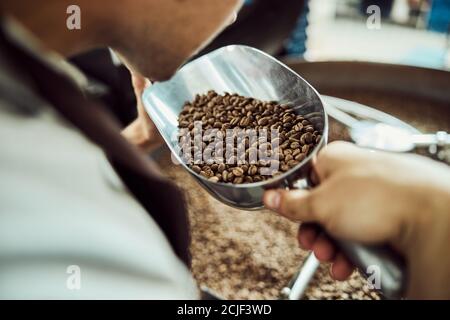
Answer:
[
  {"left": 295, "top": 153, "right": 306, "bottom": 162},
  {"left": 280, "top": 140, "right": 290, "bottom": 149},
  {"left": 230, "top": 117, "right": 240, "bottom": 126},
  {"left": 290, "top": 141, "right": 301, "bottom": 149},
  {"left": 208, "top": 176, "right": 220, "bottom": 183},
  {"left": 315, "top": 135, "right": 322, "bottom": 144},
  {"left": 257, "top": 117, "right": 269, "bottom": 126},
  {"left": 222, "top": 170, "right": 229, "bottom": 182},
  {"left": 179, "top": 90, "right": 321, "bottom": 184},
  {"left": 239, "top": 117, "right": 251, "bottom": 127},
  {"left": 248, "top": 165, "right": 258, "bottom": 176},
  {"left": 302, "top": 144, "right": 310, "bottom": 154},
  {"left": 253, "top": 175, "right": 263, "bottom": 182},
  {"left": 293, "top": 123, "right": 303, "bottom": 132},
  {"left": 218, "top": 163, "right": 226, "bottom": 173},
  {"left": 244, "top": 176, "right": 254, "bottom": 183},
  {"left": 232, "top": 167, "right": 244, "bottom": 177},
  {"left": 233, "top": 177, "right": 244, "bottom": 184},
  {"left": 287, "top": 160, "right": 299, "bottom": 167},
  {"left": 300, "top": 132, "right": 313, "bottom": 145}
]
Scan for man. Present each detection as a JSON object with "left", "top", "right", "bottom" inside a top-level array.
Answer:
[{"left": 0, "top": 0, "right": 242, "bottom": 299}]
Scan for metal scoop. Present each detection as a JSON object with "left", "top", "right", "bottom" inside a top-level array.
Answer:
[
  {"left": 351, "top": 122, "right": 450, "bottom": 152},
  {"left": 142, "top": 45, "right": 405, "bottom": 299}
]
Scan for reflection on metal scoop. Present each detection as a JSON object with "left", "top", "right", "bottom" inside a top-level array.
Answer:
[
  {"left": 351, "top": 121, "right": 450, "bottom": 152},
  {"left": 143, "top": 45, "right": 327, "bottom": 210}
]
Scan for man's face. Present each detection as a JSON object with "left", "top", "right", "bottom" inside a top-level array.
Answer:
[{"left": 113, "top": 0, "right": 243, "bottom": 81}]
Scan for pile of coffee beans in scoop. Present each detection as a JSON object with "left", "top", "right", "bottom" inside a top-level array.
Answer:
[{"left": 177, "top": 90, "right": 321, "bottom": 184}]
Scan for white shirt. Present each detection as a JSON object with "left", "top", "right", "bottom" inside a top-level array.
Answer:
[{"left": 0, "top": 19, "right": 198, "bottom": 299}]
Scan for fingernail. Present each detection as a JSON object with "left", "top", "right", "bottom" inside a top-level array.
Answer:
[
  {"left": 144, "top": 78, "right": 152, "bottom": 88},
  {"left": 264, "top": 191, "right": 281, "bottom": 210}
]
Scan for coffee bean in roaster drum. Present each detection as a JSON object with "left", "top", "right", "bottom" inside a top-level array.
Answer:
[{"left": 178, "top": 90, "right": 322, "bottom": 184}]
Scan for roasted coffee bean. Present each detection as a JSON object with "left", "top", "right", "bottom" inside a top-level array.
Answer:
[
  {"left": 208, "top": 176, "right": 220, "bottom": 183},
  {"left": 257, "top": 117, "right": 270, "bottom": 126},
  {"left": 290, "top": 141, "right": 300, "bottom": 149},
  {"left": 218, "top": 163, "right": 226, "bottom": 173},
  {"left": 248, "top": 165, "right": 258, "bottom": 176},
  {"left": 178, "top": 91, "right": 321, "bottom": 184},
  {"left": 244, "top": 176, "right": 254, "bottom": 183},
  {"left": 295, "top": 153, "right": 306, "bottom": 162},
  {"left": 192, "top": 165, "right": 201, "bottom": 174},
  {"left": 232, "top": 167, "right": 244, "bottom": 177},
  {"left": 300, "top": 132, "right": 313, "bottom": 145},
  {"left": 233, "top": 177, "right": 244, "bottom": 184},
  {"left": 287, "top": 160, "right": 299, "bottom": 167},
  {"left": 222, "top": 170, "right": 229, "bottom": 182},
  {"left": 302, "top": 144, "right": 310, "bottom": 154}
]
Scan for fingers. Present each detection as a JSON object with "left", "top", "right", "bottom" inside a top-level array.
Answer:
[
  {"left": 298, "top": 223, "right": 319, "bottom": 250},
  {"left": 330, "top": 253, "right": 354, "bottom": 281},
  {"left": 131, "top": 73, "right": 151, "bottom": 117},
  {"left": 299, "top": 224, "right": 354, "bottom": 281},
  {"left": 131, "top": 72, "right": 147, "bottom": 92},
  {"left": 313, "top": 234, "right": 336, "bottom": 262}
]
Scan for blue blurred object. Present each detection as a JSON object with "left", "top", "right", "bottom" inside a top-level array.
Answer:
[
  {"left": 428, "top": 0, "right": 450, "bottom": 33},
  {"left": 402, "top": 46, "right": 446, "bottom": 69},
  {"left": 284, "top": 1, "right": 309, "bottom": 57}
]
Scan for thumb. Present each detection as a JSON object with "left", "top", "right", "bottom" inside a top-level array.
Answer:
[{"left": 264, "top": 189, "right": 322, "bottom": 223}]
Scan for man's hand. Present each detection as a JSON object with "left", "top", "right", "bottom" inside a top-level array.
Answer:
[
  {"left": 263, "top": 141, "right": 450, "bottom": 299},
  {"left": 121, "top": 72, "right": 163, "bottom": 153}
]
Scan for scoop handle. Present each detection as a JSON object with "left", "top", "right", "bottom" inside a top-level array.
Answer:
[{"left": 336, "top": 240, "right": 406, "bottom": 299}]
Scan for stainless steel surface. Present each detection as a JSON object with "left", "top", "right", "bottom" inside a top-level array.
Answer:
[
  {"left": 142, "top": 45, "right": 327, "bottom": 210},
  {"left": 351, "top": 122, "right": 450, "bottom": 152},
  {"left": 322, "top": 96, "right": 449, "bottom": 153},
  {"left": 338, "top": 241, "right": 406, "bottom": 300},
  {"left": 142, "top": 45, "right": 405, "bottom": 299},
  {"left": 323, "top": 95, "right": 420, "bottom": 134},
  {"left": 280, "top": 253, "right": 320, "bottom": 300}
]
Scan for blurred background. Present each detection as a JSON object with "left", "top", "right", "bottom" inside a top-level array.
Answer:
[{"left": 204, "top": 0, "right": 450, "bottom": 70}]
